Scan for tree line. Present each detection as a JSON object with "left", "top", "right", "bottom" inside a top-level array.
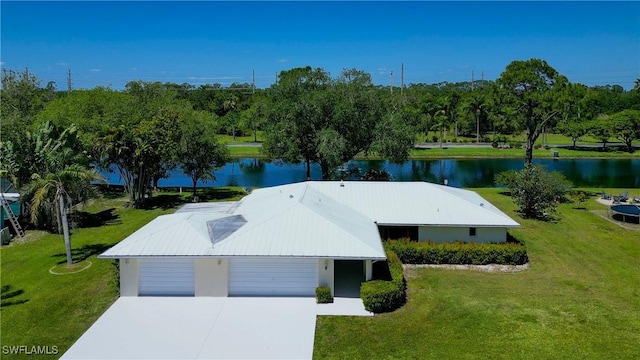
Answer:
[{"left": 2, "top": 58, "right": 639, "bottom": 222}]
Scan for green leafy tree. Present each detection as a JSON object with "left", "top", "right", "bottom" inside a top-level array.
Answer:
[
  {"left": 263, "top": 66, "right": 332, "bottom": 179},
  {"left": 556, "top": 119, "right": 588, "bottom": 149},
  {"left": 23, "top": 165, "right": 103, "bottom": 265},
  {"left": 264, "top": 66, "right": 414, "bottom": 180},
  {"left": 179, "top": 111, "right": 230, "bottom": 196},
  {"left": 496, "top": 59, "right": 568, "bottom": 165},
  {"left": 609, "top": 109, "right": 640, "bottom": 153},
  {"left": 1, "top": 69, "right": 56, "bottom": 146},
  {"left": 0, "top": 121, "right": 84, "bottom": 189},
  {"left": 240, "top": 99, "right": 266, "bottom": 142},
  {"left": 222, "top": 95, "right": 239, "bottom": 141},
  {"left": 495, "top": 165, "right": 572, "bottom": 220},
  {"left": 97, "top": 82, "right": 183, "bottom": 207},
  {"left": 589, "top": 114, "right": 612, "bottom": 150}
]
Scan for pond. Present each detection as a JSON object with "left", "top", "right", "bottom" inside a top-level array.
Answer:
[{"left": 100, "top": 158, "right": 640, "bottom": 189}]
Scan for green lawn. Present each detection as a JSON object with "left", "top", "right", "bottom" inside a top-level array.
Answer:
[
  {"left": 2, "top": 188, "right": 638, "bottom": 359},
  {"left": 218, "top": 130, "right": 264, "bottom": 144},
  {"left": 0, "top": 188, "right": 245, "bottom": 360},
  {"left": 226, "top": 144, "right": 639, "bottom": 160},
  {"left": 406, "top": 147, "right": 640, "bottom": 159},
  {"left": 226, "top": 145, "right": 639, "bottom": 160},
  {"left": 314, "top": 188, "right": 640, "bottom": 359},
  {"left": 227, "top": 145, "right": 265, "bottom": 158}
]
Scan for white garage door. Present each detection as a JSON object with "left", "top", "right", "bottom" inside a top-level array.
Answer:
[
  {"left": 229, "top": 258, "right": 318, "bottom": 296},
  {"left": 139, "top": 258, "right": 195, "bottom": 296}
]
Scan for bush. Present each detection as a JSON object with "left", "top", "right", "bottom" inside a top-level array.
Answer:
[
  {"left": 509, "top": 140, "right": 522, "bottom": 149},
  {"left": 495, "top": 165, "right": 573, "bottom": 220},
  {"left": 315, "top": 286, "right": 333, "bottom": 304},
  {"left": 432, "top": 135, "right": 439, "bottom": 143},
  {"left": 360, "top": 250, "right": 406, "bottom": 313},
  {"left": 385, "top": 239, "right": 529, "bottom": 265}
]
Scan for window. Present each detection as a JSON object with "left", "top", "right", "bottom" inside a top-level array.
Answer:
[{"left": 469, "top": 227, "right": 477, "bottom": 237}]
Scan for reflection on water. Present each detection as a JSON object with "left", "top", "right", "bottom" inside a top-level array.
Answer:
[{"left": 101, "top": 158, "right": 640, "bottom": 188}]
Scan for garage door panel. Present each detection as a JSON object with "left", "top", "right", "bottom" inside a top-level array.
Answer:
[
  {"left": 229, "top": 259, "right": 318, "bottom": 296},
  {"left": 139, "top": 259, "right": 194, "bottom": 296}
]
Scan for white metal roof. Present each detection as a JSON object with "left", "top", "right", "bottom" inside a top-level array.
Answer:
[
  {"left": 100, "top": 181, "right": 518, "bottom": 259},
  {"left": 100, "top": 183, "right": 385, "bottom": 259},
  {"left": 309, "top": 181, "right": 520, "bottom": 227}
]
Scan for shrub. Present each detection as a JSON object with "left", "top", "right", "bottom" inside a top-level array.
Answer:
[
  {"left": 385, "top": 239, "right": 529, "bottom": 265},
  {"left": 360, "top": 250, "right": 406, "bottom": 313},
  {"left": 495, "top": 165, "right": 573, "bottom": 220},
  {"left": 315, "top": 286, "right": 333, "bottom": 304},
  {"left": 509, "top": 140, "right": 522, "bottom": 149},
  {"left": 432, "top": 135, "right": 439, "bottom": 143}
]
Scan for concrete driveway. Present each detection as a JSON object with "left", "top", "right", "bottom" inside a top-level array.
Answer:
[{"left": 61, "top": 297, "right": 318, "bottom": 360}]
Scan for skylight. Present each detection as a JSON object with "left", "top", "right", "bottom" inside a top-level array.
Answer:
[{"left": 207, "top": 215, "right": 247, "bottom": 245}]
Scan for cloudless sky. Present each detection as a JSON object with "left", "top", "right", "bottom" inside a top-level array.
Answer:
[{"left": 1, "top": 1, "right": 638, "bottom": 90}]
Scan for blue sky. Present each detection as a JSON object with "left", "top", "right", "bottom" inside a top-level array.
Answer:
[{"left": 1, "top": 1, "right": 638, "bottom": 90}]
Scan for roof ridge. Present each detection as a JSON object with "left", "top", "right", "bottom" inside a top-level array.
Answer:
[{"left": 300, "top": 188, "right": 384, "bottom": 257}]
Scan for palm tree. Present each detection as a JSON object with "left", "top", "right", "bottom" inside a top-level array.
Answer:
[
  {"left": 24, "top": 165, "right": 104, "bottom": 266},
  {"left": 431, "top": 109, "right": 448, "bottom": 149},
  {"left": 223, "top": 95, "right": 239, "bottom": 141},
  {"left": 464, "top": 94, "right": 487, "bottom": 143}
]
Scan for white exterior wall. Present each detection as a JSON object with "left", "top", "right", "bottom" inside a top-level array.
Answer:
[
  {"left": 317, "top": 259, "right": 334, "bottom": 296},
  {"left": 120, "top": 258, "right": 139, "bottom": 296},
  {"left": 418, "top": 226, "right": 507, "bottom": 243},
  {"left": 365, "top": 260, "right": 372, "bottom": 281},
  {"left": 195, "top": 258, "right": 228, "bottom": 297}
]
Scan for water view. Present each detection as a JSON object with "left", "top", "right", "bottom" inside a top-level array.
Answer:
[{"left": 101, "top": 158, "right": 640, "bottom": 189}]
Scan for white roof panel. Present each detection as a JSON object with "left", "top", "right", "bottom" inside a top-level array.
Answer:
[
  {"left": 309, "top": 181, "right": 520, "bottom": 227},
  {"left": 100, "top": 181, "right": 518, "bottom": 259}
]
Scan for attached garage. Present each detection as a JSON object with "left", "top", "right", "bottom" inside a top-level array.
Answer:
[
  {"left": 229, "top": 258, "right": 318, "bottom": 296},
  {"left": 139, "top": 258, "right": 195, "bottom": 296}
]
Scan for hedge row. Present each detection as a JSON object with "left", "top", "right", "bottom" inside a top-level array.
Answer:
[
  {"left": 385, "top": 239, "right": 528, "bottom": 265},
  {"left": 360, "top": 250, "right": 406, "bottom": 313}
]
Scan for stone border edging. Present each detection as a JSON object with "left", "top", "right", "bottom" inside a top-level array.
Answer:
[
  {"left": 49, "top": 261, "right": 93, "bottom": 275},
  {"left": 403, "top": 263, "right": 529, "bottom": 273}
]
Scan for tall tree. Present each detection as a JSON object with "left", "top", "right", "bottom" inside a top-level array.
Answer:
[
  {"left": 463, "top": 93, "right": 488, "bottom": 143},
  {"left": 264, "top": 66, "right": 414, "bottom": 180},
  {"left": 262, "top": 66, "right": 332, "bottom": 179},
  {"left": 589, "top": 114, "right": 612, "bottom": 150},
  {"left": 24, "top": 165, "right": 103, "bottom": 265},
  {"left": 556, "top": 119, "right": 588, "bottom": 149},
  {"left": 222, "top": 95, "right": 239, "bottom": 141},
  {"left": 609, "top": 109, "right": 640, "bottom": 153},
  {"left": 179, "top": 111, "right": 230, "bottom": 196},
  {"left": 97, "top": 82, "right": 183, "bottom": 207},
  {"left": 496, "top": 59, "right": 568, "bottom": 165}
]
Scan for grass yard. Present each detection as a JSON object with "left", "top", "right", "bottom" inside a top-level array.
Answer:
[
  {"left": 218, "top": 131, "right": 264, "bottom": 144},
  {"left": 225, "top": 144, "right": 639, "bottom": 160},
  {"left": 2, "top": 186, "right": 638, "bottom": 359},
  {"left": 0, "top": 188, "right": 245, "bottom": 360},
  {"left": 314, "top": 188, "right": 640, "bottom": 359},
  {"left": 406, "top": 147, "right": 640, "bottom": 159},
  {"left": 227, "top": 145, "right": 265, "bottom": 158}
]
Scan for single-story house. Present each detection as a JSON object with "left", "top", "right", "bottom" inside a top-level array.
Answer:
[{"left": 99, "top": 181, "right": 519, "bottom": 297}]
